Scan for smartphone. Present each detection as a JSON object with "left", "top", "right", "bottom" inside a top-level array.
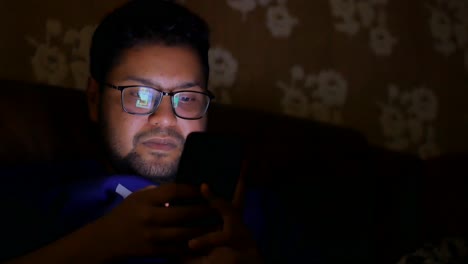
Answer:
[{"left": 175, "top": 131, "right": 245, "bottom": 202}]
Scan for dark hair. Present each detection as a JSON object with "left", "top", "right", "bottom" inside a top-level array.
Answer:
[{"left": 90, "top": 0, "right": 210, "bottom": 86}]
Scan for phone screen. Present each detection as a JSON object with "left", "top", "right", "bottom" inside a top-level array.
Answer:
[{"left": 175, "top": 131, "right": 244, "bottom": 202}]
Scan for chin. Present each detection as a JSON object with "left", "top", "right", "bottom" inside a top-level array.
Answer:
[
  {"left": 136, "top": 163, "right": 178, "bottom": 184},
  {"left": 120, "top": 150, "right": 179, "bottom": 182},
  {"left": 148, "top": 150, "right": 172, "bottom": 158}
]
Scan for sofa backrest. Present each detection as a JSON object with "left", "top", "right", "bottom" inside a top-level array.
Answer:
[
  {"left": 0, "top": 80, "right": 96, "bottom": 164},
  {"left": 6, "top": 79, "right": 464, "bottom": 263},
  {"left": 0, "top": 79, "right": 372, "bottom": 181}
]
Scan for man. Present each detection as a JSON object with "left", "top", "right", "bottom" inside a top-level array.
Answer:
[{"left": 3, "top": 0, "right": 269, "bottom": 263}]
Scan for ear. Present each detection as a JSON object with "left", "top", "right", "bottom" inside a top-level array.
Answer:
[{"left": 86, "top": 77, "right": 101, "bottom": 123}]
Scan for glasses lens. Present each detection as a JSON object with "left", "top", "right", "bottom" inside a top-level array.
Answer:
[
  {"left": 122, "top": 87, "right": 160, "bottom": 114},
  {"left": 173, "top": 91, "right": 210, "bottom": 119}
]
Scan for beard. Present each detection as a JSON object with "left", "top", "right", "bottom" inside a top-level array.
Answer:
[{"left": 99, "top": 120, "right": 185, "bottom": 184}]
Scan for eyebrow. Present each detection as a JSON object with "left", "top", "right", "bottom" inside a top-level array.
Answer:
[{"left": 123, "top": 76, "right": 202, "bottom": 90}]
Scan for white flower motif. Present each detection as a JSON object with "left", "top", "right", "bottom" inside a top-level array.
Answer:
[
  {"left": 428, "top": 1, "right": 468, "bottom": 57},
  {"left": 397, "top": 237, "right": 468, "bottom": 264},
  {"left": 330, "top": 0, "right": 361, "bottom": 35},
  {"left": 379, "top": 104, "right": 406, "bottom": 138},
  {"left": 266, "top": 5, "right": 298, "bottom": 38},
  {"left": 310, "top": 102, "right": 330, "bottom": 122},
  {"left": 331, "top": 0, "right": 398, "bottom": 55},
  {"left": 388, "top": 84, "right": 400, "bottom": 101},
  {"left": 291, "top": 65, "right": 305, "bottom": 80},
  {"left": 31, "top": 44, "right": 68, "bottom": 86},
  {"left": 369, "top": 26, "right": 397, "bottom": 56},
  {"left": 227, "top": 0, "right": 257, "bottom": 21},
  {"left": 70, "top": 60, "right": 89, "bottom": 90},
  {"left": 62, "top": 24, "right": 95, "bottom": 89},
  {"left": 329, "top": 0, "right": 356, "bottom": 18},
  {"left": 281, "top": 87, "right": 309, "bottom": 118},
  {"left": 407, "top": 117, "right": 424, "bottom": 144},
  {"left": 407, "top": 87, "right": 438, "bottom": 122},
  {"left": 64, "top": 25, "right": 96, "bottom": 59},
  {"left": 379, "top": 84, "right": 441, "bottom": 157},
  {"left": 335, "top": 17, "right": 360, "bottom": 35},
  {"left": 278, "top": 66, "right": 346, "bottom": 123},
  {"left": 429, "top": 8, "right": 453, "bottom": 41},
  {"left": 314, "top": 70, "right": 347, "bottom": 107},
  {"left": 228, "top": 0, "right": 298, "bottom": 37},
  {"left": 208, "top": 47, "right": 239, "bottom": 88},
  {"left": 26, "top": 19, "right": 98, "bottom": 89},
  {"left": 210, "top": 87, "right": 232, "bottom": 104}
]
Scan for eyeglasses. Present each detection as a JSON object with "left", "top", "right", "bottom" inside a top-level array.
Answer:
[{"left": 104, "top": 83, "right": 215, "bottom": 120}]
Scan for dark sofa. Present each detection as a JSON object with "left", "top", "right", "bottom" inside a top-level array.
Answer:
[{"left": 1, "top": 79, "right": 467, "bottom": 263}]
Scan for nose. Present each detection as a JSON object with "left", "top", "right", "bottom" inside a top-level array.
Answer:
[{"left": 147, "top": 96, "right": 177, "bottom": 126}]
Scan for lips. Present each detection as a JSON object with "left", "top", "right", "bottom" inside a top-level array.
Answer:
[{"left": 141, "top": 138, "right": 178, "bottom": 151}]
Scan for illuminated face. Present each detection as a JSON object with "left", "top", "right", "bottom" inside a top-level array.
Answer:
[{"left": 89, "top": 44, "right": 207, "bottom": 182}]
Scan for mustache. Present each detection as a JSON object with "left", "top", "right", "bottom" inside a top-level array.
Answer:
[{"left": 133, "top": 128, "right": 185, "bottom": 147}]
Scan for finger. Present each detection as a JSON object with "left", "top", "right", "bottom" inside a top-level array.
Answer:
[
  {"left": 200, "top": 183, "right": 214, "bottom": 200},
  {"left": 145, "top": 243, "right": 190, "bottom": 257},
  {"left": 206, "top": 247, "right": 239, "bottom": 264},
  {"left": 127, "top": 185, "right": 156, "bottom": 198},
  {"left": 139, "top": 183, "right": 202, "bottom": 205},
  {"left": 149, "top": 226, "right": 211, "bottom": 243},
  {"left": 188, "top": 230, "right": 228, "bottom": 250},
  {"left": 144, "top": 205, "right": 218, "bottom": 226},
  {"left": 141, "top": 185, "right": 157, "bottom": 190},
  {"left": 232, "top": 159, "right": 248, "bottom": 209}
]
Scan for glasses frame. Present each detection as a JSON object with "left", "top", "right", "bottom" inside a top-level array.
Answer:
[{"left": 104, "top": 83, "right": 215, "bottom": 120}]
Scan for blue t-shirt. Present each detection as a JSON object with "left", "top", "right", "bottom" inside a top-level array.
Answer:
[
  {"left": 0, "top": 160, "right": 314, "bottom": 263},
  {"left": 55, "top": 175, "right": 264, "bottom": 263}
]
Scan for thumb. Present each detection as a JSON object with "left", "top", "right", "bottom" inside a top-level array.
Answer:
[{"left": 200, "top": 183, "right": 214, "bottom": 200}]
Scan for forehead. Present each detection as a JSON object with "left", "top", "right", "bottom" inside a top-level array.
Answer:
[{"left": 107, "top": 44, "right": 205, "bottom": 89}]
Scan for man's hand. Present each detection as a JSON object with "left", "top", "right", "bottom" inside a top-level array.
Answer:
[
  {"left": 89, "top": 183, "right": 218, "bottom": 260},
  {"left": 184, "top": 183, "right": 263, "bottom": 264}
]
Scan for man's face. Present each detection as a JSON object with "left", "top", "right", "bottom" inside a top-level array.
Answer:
[{"left": 91, "top": 44, "right": 207, "bottom": 182}]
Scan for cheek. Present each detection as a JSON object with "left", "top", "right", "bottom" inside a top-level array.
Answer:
[
  {"left": 178, "top": 118, "right": 208, "bottom": 138},
  {"left": 103, "top": 104, "right": 143, "bottom": 154}
]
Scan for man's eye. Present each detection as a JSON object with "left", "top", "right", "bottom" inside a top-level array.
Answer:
[
  {"left": 128, "top": 91, "right": 139, "bottom": 97},
  {"left": 180, "top": 96, "right": 195, "bottom": 102}
]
